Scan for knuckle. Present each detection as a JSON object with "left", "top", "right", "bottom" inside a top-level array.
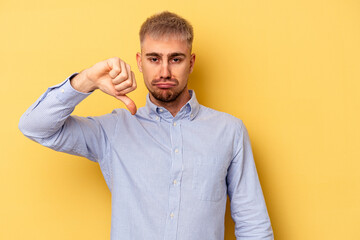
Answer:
[
  {"left": 120, "top": 71, "right": 128, "bottom": 79},
  {"left": 115, "top": 84, "right": 124, "bottom": 91},
  {"left": 113, "top": 68, "right": 121, "bottom": 75},
  {"left": 126, "top": 81, "right": 132, "bottom": 88}
]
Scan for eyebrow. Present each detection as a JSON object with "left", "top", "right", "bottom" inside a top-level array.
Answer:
[{"left": 145, "top": 52, "right": 187, "bottom": 58}]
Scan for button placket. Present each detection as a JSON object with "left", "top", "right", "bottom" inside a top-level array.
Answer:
[{"left": 163, "top": 120, "right": 183, "bottom": 239}]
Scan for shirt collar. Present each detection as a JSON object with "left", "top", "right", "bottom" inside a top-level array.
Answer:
[{"left": 145, "top": 90, "right": 200, "bottom": 121}]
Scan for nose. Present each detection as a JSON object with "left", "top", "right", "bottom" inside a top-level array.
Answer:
[{"left": 160, "top": 62, "right": 171, "bottom": 79}]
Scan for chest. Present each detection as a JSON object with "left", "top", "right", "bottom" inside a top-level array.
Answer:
[{"left": 108, "top": 119, "right": 235, "bottom": 193}]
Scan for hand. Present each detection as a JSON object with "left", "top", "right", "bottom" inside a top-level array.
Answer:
[{"left": 71, "top": 57, "right": 137, "bottom": 115}]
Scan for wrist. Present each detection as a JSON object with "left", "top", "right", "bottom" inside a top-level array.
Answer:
[{"left": 70, "top": 70, "right": 97, "bottom": 93}]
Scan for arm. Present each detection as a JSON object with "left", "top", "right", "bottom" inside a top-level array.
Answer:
[
  {"left": 226, "top": 122, "right": 274, "bottom": 239},
  {"left": 18, "top": 57, "right": 137, "bottom": 161}
]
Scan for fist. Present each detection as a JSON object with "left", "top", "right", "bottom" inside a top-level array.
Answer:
[{"left": 72, "top": 57, "right": 137, "bottom": 115}]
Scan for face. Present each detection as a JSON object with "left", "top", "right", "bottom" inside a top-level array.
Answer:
[{"left": 136, "top": 35, "right": 195, "bottom": 104}]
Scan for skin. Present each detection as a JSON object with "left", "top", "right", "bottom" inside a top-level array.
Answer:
[
  {"left": 70, "top": 34, "right": 195, "bottom": 117},
  {"left": 136, "top": 35, "right": 195, "bottom": 116},
  {"left": 70, "top": 57, "right": 138, "bottom": 114}
]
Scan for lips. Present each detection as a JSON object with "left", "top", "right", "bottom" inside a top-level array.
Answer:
[
  {"left": 155, "top": 82, "right": 176, "bottom": 89},
  {"left": 152, "top": 79, "right": 178, "bottom": 89}
]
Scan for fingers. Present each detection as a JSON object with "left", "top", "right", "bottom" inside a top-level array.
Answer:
[
  {"left": 108, "top": 57, "right": 122, "bottom": 78},
  {"left": 111, "top": 62, "right": 136, "bottom": 95},
  {"left": 116, "top": 95, "right": 137, "bottom": 115},
  {"left": 105, "top": 57, "right": 137, "bottom": 95},
  {"left": 114, "top": 70, "right": 137, "bottom": 95},
  {"left": 104, "top": 57, "right": 138, "bottom": 114},
  {"left": 110, "top": 60, "right": 127, "bottom": 84}
]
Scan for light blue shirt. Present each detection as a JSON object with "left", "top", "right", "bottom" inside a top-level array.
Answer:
[{"left": 19, "top": 74, "right": 273, "bottom": 240}]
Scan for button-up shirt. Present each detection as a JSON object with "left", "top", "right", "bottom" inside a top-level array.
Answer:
[{"left": 19, "top": 75, "right": 273, "bottom": 240}]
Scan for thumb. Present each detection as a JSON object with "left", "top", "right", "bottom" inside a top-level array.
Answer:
[{"left": 115, "top": 95, "right": 137, "bottom": 115}]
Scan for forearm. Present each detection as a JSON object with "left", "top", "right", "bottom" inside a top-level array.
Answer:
[
  {"left": 19, "top": 57, "right": 137, "bottom": 158},
  {"left": 19, "top": 74, "right": 90, "bottom": 140},
  {"left": 230, "top": 165, "right": 273, "bottom": 240}
]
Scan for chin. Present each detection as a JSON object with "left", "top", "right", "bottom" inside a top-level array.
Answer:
[
  {"left": 151, "top": 87, "right": 184, "bottom": 102},
  {"left": 153, "top": 91, "right": 177, "bottom": 102}
]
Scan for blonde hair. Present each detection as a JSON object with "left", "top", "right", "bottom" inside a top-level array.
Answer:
[{"left": 139, "top": 11, "right": 194, "bottom": 49}]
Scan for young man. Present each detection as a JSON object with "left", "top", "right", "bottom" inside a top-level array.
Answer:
[{"left": 19, "top": 11, "right": 273, "bottom": 240}]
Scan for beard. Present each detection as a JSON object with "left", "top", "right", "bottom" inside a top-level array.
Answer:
[
  {"left": 147, "top": 78, "right": 187, "bottom": 103},
  {"left": 148, "top": 84, "right": 187, "bottom": 103}
]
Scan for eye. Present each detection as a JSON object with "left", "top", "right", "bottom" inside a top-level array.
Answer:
[
  {"left": 171, "top": 58, "right": 182, "bottom": 63},
  {"left": 148, "top": 57, "right": 159, "bottom": 62}
]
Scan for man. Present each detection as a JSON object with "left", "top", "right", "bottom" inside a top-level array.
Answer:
[{"left": 19, "top": 11, "right": 273, "bottom": 240}]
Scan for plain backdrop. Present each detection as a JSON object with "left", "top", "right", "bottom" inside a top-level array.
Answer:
[{"left": 1, "top": 0, "right": 359, "bottom": 239}]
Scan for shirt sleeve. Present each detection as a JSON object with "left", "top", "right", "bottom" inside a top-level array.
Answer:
[
  {"left": 226, "top": 121, "right": 274, "bottom": 240},
  {"left": 18, "top": 74, "right": 117, "bottom": 163}
]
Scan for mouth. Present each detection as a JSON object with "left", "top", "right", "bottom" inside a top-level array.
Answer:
[
  {"left": 154, "top": 82, "right": 177, "bottom": 89},
  {"left": 152, "top": 79, "right": 178, "bottom": 89}
]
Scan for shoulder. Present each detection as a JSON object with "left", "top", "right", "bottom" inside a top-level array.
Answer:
[{"left": 197, "top": 105, "right": 244, "bottom": 130}]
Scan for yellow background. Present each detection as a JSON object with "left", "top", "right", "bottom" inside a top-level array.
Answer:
[{"left": 1, "top": 0, "right": 359, "bottom": 239}]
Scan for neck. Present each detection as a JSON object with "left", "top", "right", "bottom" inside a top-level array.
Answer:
[{"left": 150, "top": 88, "right": 191, "bottom": 117}]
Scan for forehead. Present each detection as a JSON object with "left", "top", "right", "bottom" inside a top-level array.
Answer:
[{"left": 141, "top": 35, "right": 191, "bottom": 55}]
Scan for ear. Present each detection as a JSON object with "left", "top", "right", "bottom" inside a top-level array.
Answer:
[
  {"left": 189, "top": 53, "right": 196, "bottom": 73},
  {"left": 136, "top": 52, "right": 142, "bottom": 72}
]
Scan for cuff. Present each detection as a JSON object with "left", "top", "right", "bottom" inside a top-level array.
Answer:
[{"left": 53, "top": 73, "right": 92, "bottom": 107}]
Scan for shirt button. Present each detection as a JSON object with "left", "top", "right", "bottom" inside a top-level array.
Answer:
[
  {"left": 174, "top": 149, "right": 179, "bottom": 153},
  {"left": 60, "top": 89, "right": 65, "bottom": 93},
  {"left": 170, "top": 212, "right": 174, "bottom": 219},
  {"left": 155, "top": 116, "right": 159, "bottom": 120},
  {"left": 173, "top": 122, "right": 177, "bottom": 126},
  {"left": 190, "top": 114, "right": 194, "bottom": 118},
  {"left": 159, "top": 109, "right": 163, "bottom": 112},
  {"left": 173, "top": 180, "right": 177, "bottom": 185}
]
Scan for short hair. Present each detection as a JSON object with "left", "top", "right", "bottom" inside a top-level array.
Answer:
[{"left": 139, "top": 11, "right": 194, "bottom": 49}]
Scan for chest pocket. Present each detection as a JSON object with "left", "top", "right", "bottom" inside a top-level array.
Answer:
[{"left": 192, "top": 158, "right": 228, "bottom": 202}]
